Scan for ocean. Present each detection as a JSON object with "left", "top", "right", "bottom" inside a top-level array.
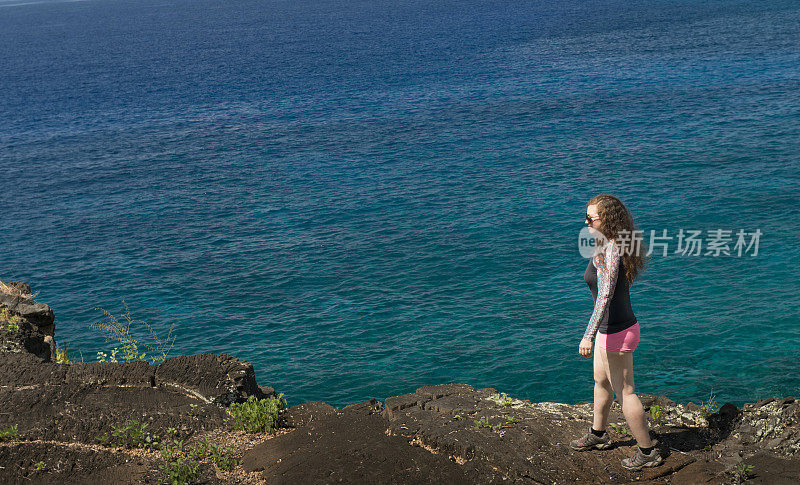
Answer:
[{"left": 1, "top": 0, "right": 798, "bottom": 407}]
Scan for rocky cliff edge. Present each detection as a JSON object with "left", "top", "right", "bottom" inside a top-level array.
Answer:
[{"left": 1, "top": 283, "right": 797, "bottom": 484}]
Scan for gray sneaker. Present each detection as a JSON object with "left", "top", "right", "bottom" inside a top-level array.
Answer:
[
  {"left": 621, "top": 440, "right": 663, "bottom": 470},
  {"left": 569, "top": 426, "right": 612, "bottom": 451}
]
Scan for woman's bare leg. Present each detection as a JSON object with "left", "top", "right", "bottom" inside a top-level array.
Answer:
[
  {"left": 606, "top": 350, "right": 652, "bottom": 447},
  {"left": 592, "top": 340, "right": 614, "bottom": 431}
]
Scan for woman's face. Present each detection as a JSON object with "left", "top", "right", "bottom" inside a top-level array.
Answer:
[
  {"left": 586, "top": 204, "right": 601, "bottom": 229},
  {"left": 585, "top": 203, "right": 606, "bottom": 249}
]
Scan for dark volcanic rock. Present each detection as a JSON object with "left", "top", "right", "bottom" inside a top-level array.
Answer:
[
  {"left": 0, "top": 341, "right": 269, "bottom": 483},
  {"left": 0, "top": 311, "right": 52, "bottom": 361},
  {"left": 0, "top": 381, "right": 228, "bottom": 444},
  {"left": 740, "top": 451, "right": 800, "bottom": 484},
  {"left": 242, "top": 384, "right": 800, "bottom": 484},
  {"left": 283, "top": 401, "right": 337, "bottom": 427},
  {"left": 0, "top": 441, "right": 231, "bottom": 485},
  {"left": 155, "top": 352, "right": 266, "bottom": 406},
  {"left": 381, "top": 384, "right": 696, "bottom": 484},
  {"left": 0, "top": 352, "right": 272, "bottom": 445},
  {"left": 0, "top": 283, "right": 278, "bottom": 483},
  {"left": 6, "top": 281, "right": 32, "bottom": 295},
  {"left": 0, "top": 283, "right": 55, "bottom": 361},
  {"left": 0, "top": 290, "right": 55, "bottom": 329},
  {"left": 0, "top": 352, "right": 67, "bottom": 386},
  {"left": 0, "top": 442, "right": 151, "bottom": 485},
  {"left": 243, "top": 398, "right": 472, "bottom": 484},
  {"left": 65, "top": 360, "right": 156, "bottom": 387},
  {"left": 734, "top": 397, "right": 800, "bottom": 456},
  {"left": 0, "top": 353, "right": 259, "bottom": 485}
]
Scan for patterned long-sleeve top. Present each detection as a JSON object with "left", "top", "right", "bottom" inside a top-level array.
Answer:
[{"left": 582, "top": 240, "right": 621, "bottom": 342}]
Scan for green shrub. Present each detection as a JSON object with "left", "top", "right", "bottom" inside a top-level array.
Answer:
[
  {"left": 90, "top": 301, "right": 175, "bottom": 365},
  {"left": 473, "top": 416, "right": 503, "bottom": 430},
  {"left": 733, "top": 462, "right": 754, "bottom": 484},
  {"left": 209, "top": 443, "right": 240, "bottom": 471},
  {"left": 167, "top": 437, "right": 241, "bottom": 475},
  {"left": 160, "top": 439, "right": 200, "bottom": 485},
  {"left": 0, "top": 425, "right": 18, "bottom": 442},
  {"left": 699, "top": 391, "right": 719, "bottom": 419},
  {"left": 96, "top": 348, "right": 120, "bottom": 363},
  {"left": 157, "top": 436, "right": 239, "bottom": 482},
  {"left": 609, "top": 422, "right": 629, "bottom": 437},
  {"left": 101, "top": 419, "right": 160, "bottom": 450},
  {"left": 228, "top": 394, "right": 286, "bottom": 434},
  {"left": 0, "top": 308, "right": 21, "bottom": 333},
  {"left": 474, "top": 416, "right": 491, "bottom": 429},
  {"left": 187, "top": 438, "right": 211, "bottom": 461},
  {"left": 648, "top": 404, "right": 663, "bottom": 423},
  {"left": 488, "top": 392, "right": 515, "bottom": 407},
  {"left": 54, "top": 341, "right": 72, "bottom": 364}
]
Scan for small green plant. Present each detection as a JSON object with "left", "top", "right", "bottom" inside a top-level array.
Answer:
[
  {"left": 90, "top": 301, "right": 175, "bottom": 365},
  {"left": 160, "top": 439, "right": 200, "bottom": 485},
  {"left": 369, "top": 404, "right": 383, "bottom": 414},
  {"left": 453, "top": 414, "right": 463, "bottom": 421},
  {"left": 160, "top": 438, "right": 184, "bottom": 457},
  {"left": 33, "top": 461, "right": 46, "bottom": 471},
  {"left": 506, "top": 416, "right": 519, "bottom": 425},
  {"left": 0, "top": 308, "right": 21, "bottom": 333},
  {"left": 732, "top": 462, "right": 754, "bottom": 484},
  {"left": 96, "top": 348, "right": 119, "bottom": 363},
  {"left": 474, "top": 417, "right": 491, "bottom": 429},
  {"left": 228, "top": 394, "right": 287, "bottom": 434},
  {"left": 698, "top": 391, "right": 719, "bottom": 419},
  {"left": 107, "top": 419, "right": 160, "bottom": 450},
  {"left": 609, "top": 422, "right": 629, "bottom": 437},
  {"left": 159, "top": 437, "right": 239, "bottom": 481},
  {"left": 187, "top": 438, "right": 211, "bottom": 461},
  {"left": 54, "top": 341, "right": 72, "bottom": 364},
  {"left": 188, "top": 439, "right": 240, "bottom": 473},
  {"left": 489, "top": 392, "right": 515, "bottom": 407},
  {"left": 0, "top": 425, "right": 19, "bottom": 442},
  {"left": 209, "top": 443, "right": 240, "bottom": 471},
  {"left": 648, "top": 404, "right": 663, "bottom": 423},
  {"left": 162, "top": 453, "right": 200, "bottom": 484}
]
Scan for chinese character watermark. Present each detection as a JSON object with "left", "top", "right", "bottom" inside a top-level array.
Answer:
[{"left": 577, "top": 228, "right": 761, "bottom": 258}]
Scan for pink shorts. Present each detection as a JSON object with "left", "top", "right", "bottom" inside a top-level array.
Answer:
[{"left": 597, "top": 321, "right": 639, "bottom": 352}]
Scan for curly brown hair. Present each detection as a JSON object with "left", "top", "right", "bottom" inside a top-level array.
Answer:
[{"left": 587, "top": 194, "right": 649, "bottom": 286}]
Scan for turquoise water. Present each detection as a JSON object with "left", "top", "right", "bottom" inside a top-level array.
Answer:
[{"left": 1, "top": 0, "right": 798, "bottom": 407}]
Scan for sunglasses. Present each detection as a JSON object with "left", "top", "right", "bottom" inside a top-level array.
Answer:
[{"left": 586, "top": 213, "right": 600, "bottom": 224}]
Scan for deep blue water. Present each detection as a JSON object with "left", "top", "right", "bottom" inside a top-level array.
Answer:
[{"left": 1, "top": 0, "right": 798, "bottom": 408}]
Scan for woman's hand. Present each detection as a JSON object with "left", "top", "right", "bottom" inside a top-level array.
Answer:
[{"left": 579, "top": 338, "right": 593, "bottom": 357}]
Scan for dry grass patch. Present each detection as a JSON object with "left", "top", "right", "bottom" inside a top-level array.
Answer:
[{"left": 0, "top": 279, "right": 34, "bottom": 298}]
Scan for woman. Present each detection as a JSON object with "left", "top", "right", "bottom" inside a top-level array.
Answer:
[{"left": 568, "top": 194, "right": 663, "bottom": 471}]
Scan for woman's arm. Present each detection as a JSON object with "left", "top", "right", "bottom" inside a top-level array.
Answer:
[{"left": 582, "top": 241, "right": 621, "bottom": 342}]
